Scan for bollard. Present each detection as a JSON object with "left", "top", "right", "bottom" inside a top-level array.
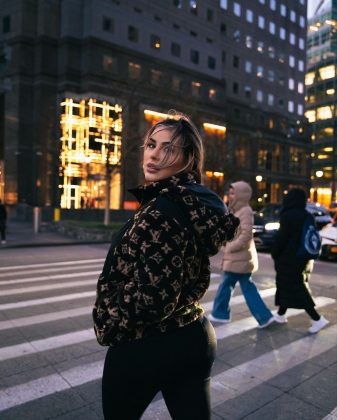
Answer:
[{"left": 33, "top": 207, "right": 41, "bottom": 234}]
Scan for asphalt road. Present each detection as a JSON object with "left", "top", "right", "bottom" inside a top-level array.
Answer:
[{"left": 0, "top": 245, "right": 336, "bottom": 420}]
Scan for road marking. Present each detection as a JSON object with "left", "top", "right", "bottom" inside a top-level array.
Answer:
[
  {"left": 0, "top": 271, "right": 100, "bottom": 286},
  {"left": 0, "top": 291, "right": 95, "bottom": 310},
  {"left": 0, "top": 258, "right": 105, "bottom": 272},
  {"left": 322, "top": 406, "right": 337, "bottom": 420},
  {"left": 1, "top": 325, "right": 336, "bottom": 413},
  {"left": 0, "top": 296, "right": 334, "bottom": 362},
  {"left": 142, "top": 325, "right": 337, "bottom": 419}
]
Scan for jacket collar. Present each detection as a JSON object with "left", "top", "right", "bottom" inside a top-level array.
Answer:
[{"left": 129, "top": 172, "right": 197, "bottom": 205}]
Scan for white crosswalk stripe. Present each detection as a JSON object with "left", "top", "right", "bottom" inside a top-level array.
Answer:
[{"left": 0, "top": 258, "right": 336, "bottom": 419}]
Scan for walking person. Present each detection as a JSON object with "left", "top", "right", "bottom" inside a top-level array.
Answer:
[
  {"left": 93, "top": 113, "right": 239, "bottom": 420},
  {"left": 209, "top": 181, "right": 275, "bottom": 328},
  {"left": 0, "top": 199, "right": 7, "bottom": 244},
  {"left": 271, "top": 188, "right": 329, "bottom": 333}
]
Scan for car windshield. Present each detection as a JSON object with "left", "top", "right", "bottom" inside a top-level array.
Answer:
[
  {"left": 306, "top": 204, "right": 329, "bottom": 216},
  {"left": 259, "top": 205, "right": 282, "bottom": 219}
]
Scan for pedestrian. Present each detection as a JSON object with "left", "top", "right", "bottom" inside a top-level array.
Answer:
[
  {"left": 271, "top": 188, "right": 329, "bottom": 333},
  {"left": 93, "top": 112, "right": 239, "bottom": 420},
  {"left": 209, "top": 181, "right": 275, "bottom": 328},
  {"left": 0, "top": 199, "right": 7, "bottom": 244}
]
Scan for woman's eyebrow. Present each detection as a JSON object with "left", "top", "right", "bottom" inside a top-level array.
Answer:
[{"left": 148, "top": 137, "right": 173, "bottom": 145}]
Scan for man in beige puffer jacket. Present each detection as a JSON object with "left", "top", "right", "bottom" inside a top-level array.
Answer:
[{"left": 209, "top": 181, "right": 275, "bottom": 328}]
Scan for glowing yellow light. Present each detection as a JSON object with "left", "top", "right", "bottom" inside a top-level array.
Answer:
[
  {"left": 317, "top": 106, "right": 333, "bottom": 120},
  {"left": 319, "top": 65, "right": 335, "bottom": 80},
  {"left": 316, "top": 170, "right": 324, "bottom": 178},
  {"left": 205, "top": 171, "right": 213, "bottom": 177},
  {"left": 155, "top": 42, "right": 161, "bottom": 48},
  {"left": 203, "top": 123, "right": 226, "bottom": 132},
  {"left": 309, "top": 25, "right": 319, "bottom": 31},
  {"left": 258, "top": 198, "right": 263, "bottom": 202},
  {"left": 311, "top": 152, "right": 315, "bottom": 157},
  {"left": 324, "top": 147, "right": 333, "bottom": 152},
  {"left": 305, "top": 72, "right": 315, "bottom": 86},
  {"left": 326, "top": 88, "right": 335, "bottom": 95},
  {"left": 318, "top": 154, "right": 329, "bottom": 159},
  {"left": 305, "top": 110, "right": 316, "bottom": 123},
  {"left": 144, "top": 110, "right": 170, "bottom": 119},
  {"left": 213, "top": 172, "right": 224, "bottom": 177},
  {"left": 256, "top": 175, "right": 263, "bottom": 182}
]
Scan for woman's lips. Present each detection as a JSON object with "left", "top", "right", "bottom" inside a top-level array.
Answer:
[{"left": 146, "top": 165, "right": 159, "bottom": 173}]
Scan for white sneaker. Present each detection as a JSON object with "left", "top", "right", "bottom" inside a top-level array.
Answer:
[
  {"left": 258, "top": 316, "right": 275, "bottom": 329},
  {"left": 208, "top": 314, "right": 230, "bottom": 324},
  {"left": 273, "top": 313, "right": 288, "bottom": 324},
  {"left": 308, "top": 316, "right": 329, "bottom": 334}
]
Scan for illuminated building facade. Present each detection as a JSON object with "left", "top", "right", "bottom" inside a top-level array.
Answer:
[
  {"left": 306, "top": 0, "right": 337, "bottom": 206},
  {"left": 0, "top": 0, "right": 310, "bottom": 209}
]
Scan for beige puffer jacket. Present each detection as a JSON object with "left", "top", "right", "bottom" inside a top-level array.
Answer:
[{"left": 222, "top": 181, "right": 258, "bottom": 273}]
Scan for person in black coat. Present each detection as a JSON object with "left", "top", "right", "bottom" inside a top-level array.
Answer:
[
  {"left": 271, "top": 188, "right": 329, "bottom": 333},
  {"left": 0, "top": 199, "right": 7, "bottom": 244}
]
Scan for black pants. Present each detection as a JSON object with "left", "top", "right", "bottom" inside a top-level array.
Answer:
[{"left": 102, "top": 317, "right": 217, "bottom": 420}]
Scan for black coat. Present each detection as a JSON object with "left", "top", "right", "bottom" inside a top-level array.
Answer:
[{"left": 271, "top": 191, "right": 315, "bottom": 309}]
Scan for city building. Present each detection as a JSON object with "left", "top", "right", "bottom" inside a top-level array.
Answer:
[
  {"left": 0, "top": 0, "right": 309, "bottom": 211},
  {"left": 306, "top": 0, "right": 337, "bottom": 207}
]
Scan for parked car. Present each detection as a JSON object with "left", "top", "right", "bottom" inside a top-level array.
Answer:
[
  {"left": 253, "top": 203, "right": 332, "bottom": 250},
  {"left": 319, "top": 221, "right": 337, "bottom": 260}
]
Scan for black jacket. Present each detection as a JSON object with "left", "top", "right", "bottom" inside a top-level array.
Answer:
[{"left": 93, "top": 172, "right": 239, "bottom": 346}]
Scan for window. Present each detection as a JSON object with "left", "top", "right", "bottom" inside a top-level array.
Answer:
[
  {"left": 222, "top": 51, "right": 226, "bottom": 63},
  {"left": 269, "top": 22, "right": 275, "bottom": 34},
  {"left": 280, "top": 4, "right": 286, "bottom": 16},
  {"left": 233, "top": 3, "right": 241, "bottom": 16},
  {"left": 233, "top": 82, "right": 239, "bottom": 94},
  {"left": 319, "top": 65, "right": 335, "bottom": 80},
  {"left": 270, "top": 0, "right": 276, "bottom": 10},
  {"left": 279, "top": 75, "right": 285, "bottom": 85},
  {"left": 268, "top": 46, "right": 275, "bottom": 58},
  {"left": 220, "top": 0, "right": 227, "bottom": 9},
  {"left": 209, "top": 88, "right": 216, "bottom": 100},
  {"left": 208, "top": 56, "right": 216, "bottom": 69},
  {"left": 172, "top": 76, "right": 181, "bottom": 91},
  {"left": 288, "top": 78, "right": 295, "bottom": 90},
  {"left": 278, "top": 53, "right": 285, "bottom": 63},
  {"left": 290, "top": 10, "right": 296, "bottom": 22},
  {"left": 298, "top": 38, "right": 305, "bottom": 50},
  {"left": 245, "top": 61, "right": 252, "bottom": 73},
  {"left": 233, "top": 55, "right": 239, "bottom": 68},
  {"left": 297, "top": 104, "right": 303, "bottom": 115},
  {"left": 298, "top": 82, "right": 304, "bottom": 94},
  {"left": 171, "top": 42, "right": 181, "bottom": 57},
  {"left": 259, "top": 0, "right": 265, "bottom": 3},
  {"left": 207, "top": 8, "right": 214, "bottom": 22},
  {"left": 257, "top": 90, "right": 263, "bottom": 102},
  {"left": 299, "top": 16, "right": 305, "bottom": 28},
  {"left": 257, "top": 65, "right": 263, "bottom": 78},
  {"left": 289, "top": 56, "right": 295, "bottom": 67},
  {"left": 288, "top": 101, "right": 294, "bottom": 113},
  {"left": 280, "top": 27, "right": 286, "bottom": 40},
  {"left": 246, "top": 35, "right": 253, "bottom": 48},
  {"left": 298, "top": 60, "right": 304, "bottom": 72},
  {"left": 279, "top": 98, "right": 284, "bottom": 108},
  {"left": 2, "top": 15, "right": 11, "bottom": 33},
  {"left": 191, "top": 81, "right": 201, "bottom": 96},
  {"left": 190, "top": 0, "right": 198, "bottom": 14},
  {"left": 128, "top": 26, "right": 138, "bottom": 42},
  {"left": 191, "top": 50, "right": 199, "bottom": 64},
  {"left": 151, "top": 69, "right": 162, "bottom": 85},
  {"left": 257, "top": 41, "right": 264, "bottom": 53},
  {"left": 190, "top": 30, "right": 197, "bottom": 37},
  {"left": 173, "top": 0, "right": 182, "bottom": 8},
  {"left": 102, "top": 16, "right": 113, "bottom": 32},
  {"left": 268, "top": 94, "right": 274, "bottom": 106},
  {"left": 246, "top": 9, "right": 253, "bottom": 23},
  {"left": 258, "top": 16, "right": 265, "bottom": 29},
  {"left": 128, "top": 62, "right": 141, "bottom": 79},
  {"left": 268, "top": 70, "right": 275, "bottom": 82},
  {"left": 150, "top": 34, "right": 161, "bottom": 49},
  {"left": 244, "top": 86, "right": 251, "bottom": 98},
  {"left": 289, "top": 33, "right": 296, "bottom": 45},
  {"left": 102, "top": 55, "right": 117, "bottom": 73},
  {"left": 233, "top": 30, "right": 240, "bottom": 42},
  {"left": 220, "top": 23, "right": 227, "bottom": 35}
]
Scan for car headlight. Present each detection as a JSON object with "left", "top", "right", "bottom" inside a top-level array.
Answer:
[{"left": 265, "top": 222, "right": 280, "bottom": 231}]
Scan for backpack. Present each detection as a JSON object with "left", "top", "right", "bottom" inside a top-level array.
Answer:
[{"left": 296, "top": 213, "right": 321, "bottom": 259}]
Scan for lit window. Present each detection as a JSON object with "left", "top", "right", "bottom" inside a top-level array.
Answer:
[
  {"left": 288, "top": 78, "right": 295, "bottom": 90},
  {"left": 299, "top": 16, "right": 305, "bottom": 27},
  {"left": 246, "top": 35, "right": 253, "bottom": 48},
  {"left": 298, "top": 82, "right": 304, "bottom": 94},
  {"left": 288, "top": 101, "right": 294, "bottom": 113},
  {"left": 298, "top": 60, "right": 304, "bottom": 72},
  {"left": 268, "top": 94, "right": 274, "bottom": 106},
  {"left": 270, "top": 0, "right": 276, "bottom": 10},
  {"left": 246, "top": 9, "right": 253, "bottom": 22},
  {"left": 245, "top": 61, "right": 252, "bottom": 73},
  {"left": 280, "top": 27, "right": 286, "bottom": 40},
  {"left": 257, "top": 90, "right": 263, "bottom": 102},
  {"left": 151, "top": 69, "right": 162, "bottom": 85},
  {"left": 259, "top": 0, "right": 265, "bottom": 3},
  {"left": 298, "top": 38, "right": 305, "bottom": 50},
  {"left": 289, "top": 33, "right": 296, "bottom": 45},
  {"left": 305, "top": 110, "right": 316, "bottom": 122},
  {"left": 257, "top": 41, "right": 264, "bottom": 53},
  {"left": 305, "top": 72, "right": 315, "bottom": 85},
  {"left": 258, "top": 16, "right": 265, "bottom": 29},
  {"left": 280, "top": 4, "right": 286, "bottom": 16},
  {"left": 233, "top": 2, "right": 241, "bottom": 16},
  {"left": 244, "top": 86, "right": 251, "bottom": 98},
  {"left": 233, "top": 30, "right": 240, "bottom": 42},
  {"left": 317, "top": 106, "right": 333, "bottom": 120},
  {"left": 150, "top": 34, "right": 161, "bottom": 49},
  {"left": 257, "top": 65, "right": 263, "bottom": 78},
  {"left": 102, "top": 55, "right": 116, "bottom": 72},
  {"left": 319, "top": 65, "right": 335, "bottom": 80},
  {"left": 289, "top": 55, "right": 295, "bottom": 67},
  {"left": 268, "top": 46, "right": 275, "bottom": 58},
  {"left": 209, "top": 88, "right": 216, "bottom": 100},
  {"left": 128, "top": 62, "right": 141, "bottom": 79},
  {"left": 191, "top": 81, "right": 201, "bottom": 96},
  {"left": 173, "top": 0, "right": 182, "bottom": 8},
  {"left": 220, "top": 0, "right": 227, "bottom": 9},
  {"left": 290, "top": 10, "right": 296, "bottom": 22},
  {"left": 190, "top": 0, "right": 197, "bottom": 14},
  {"left": 268, "top": 70, "right": 275, "bottom": 82},
  {"left": 297, "top": 104, "right": 304, "bottom": 115},
  {"left": 269, "top": 22, "right": 276, "bottom": 34}
]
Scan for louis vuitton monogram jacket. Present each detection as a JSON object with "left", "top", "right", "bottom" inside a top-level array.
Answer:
[{"left": 93, "top": 172, "right": 239, "bottom": 346}]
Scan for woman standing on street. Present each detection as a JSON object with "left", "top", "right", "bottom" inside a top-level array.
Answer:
[
  {"left": 93, "top": 113, "right": 239, "bottom": 420},
  {"left": 271, "top": 188, "right": 329, "bottom": 333}
]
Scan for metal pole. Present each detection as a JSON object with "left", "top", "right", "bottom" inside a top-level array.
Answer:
[{"left": 104, "top": 149, "right": 111, "bottom": 226}]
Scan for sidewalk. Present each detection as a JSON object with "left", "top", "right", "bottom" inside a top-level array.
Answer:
[{"left": 0, "top": 221, "right": 110, "bottom": 249}]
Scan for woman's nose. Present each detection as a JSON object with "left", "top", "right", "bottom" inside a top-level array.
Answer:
[{"left": 149, "top": 146, "right": 161, "bottom": 160}]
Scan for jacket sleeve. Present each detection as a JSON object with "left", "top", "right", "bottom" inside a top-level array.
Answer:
[
  {"left": 114, "top": 209, "right": 187, "bottom": 330},
  {"left": 271, "top": 214, "right": 289, "bottom": 259},
  {"left": 225, "top": 208, "right": 252, "bottom": 253}
]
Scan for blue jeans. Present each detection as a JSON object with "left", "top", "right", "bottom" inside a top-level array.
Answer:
[{"left": 211, "top": 272, "right": 273, "bottom": 326}]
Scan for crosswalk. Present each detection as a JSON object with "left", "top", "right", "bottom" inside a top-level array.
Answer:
[{"left": 0, "top": 258, "right": 336, "bottom": 419}]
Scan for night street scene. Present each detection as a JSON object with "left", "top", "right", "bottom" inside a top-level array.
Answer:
[{"left": 0, "top": 0, "right": 336, "bottom": 419}]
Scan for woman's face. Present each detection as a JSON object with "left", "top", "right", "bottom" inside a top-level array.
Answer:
[
  {"left": 228, "top": 188, "right": 236, "bottom": 205},
  {"left": 143, "top": 126, "right": 186, "bottom": 184}
]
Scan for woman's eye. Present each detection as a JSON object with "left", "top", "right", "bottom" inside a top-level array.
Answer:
[{"left": 146, "top": 143, "right": 155, "bottom": 149}]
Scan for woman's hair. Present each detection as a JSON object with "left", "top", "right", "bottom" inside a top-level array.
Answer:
[{"left": 143, "top": 110, "right": 204, "bottom": 183}]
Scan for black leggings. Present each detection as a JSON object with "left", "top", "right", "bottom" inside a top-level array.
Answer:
[
  {"left": 102, "top": 317, "right": 217, "bottom": 420},
  {"left": 278, "top": 305, "right": 320, "bottom": 321}
]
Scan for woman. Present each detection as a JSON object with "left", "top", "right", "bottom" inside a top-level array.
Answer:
[
  {"left": 209, "top": 181, "right": 275, "bottom": 328},
  {"left": 271, "top": 188, "right": 329, "bottom": 333},
  {"left": 93, "top": 113, "right": 239, "bottom": 420}
]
